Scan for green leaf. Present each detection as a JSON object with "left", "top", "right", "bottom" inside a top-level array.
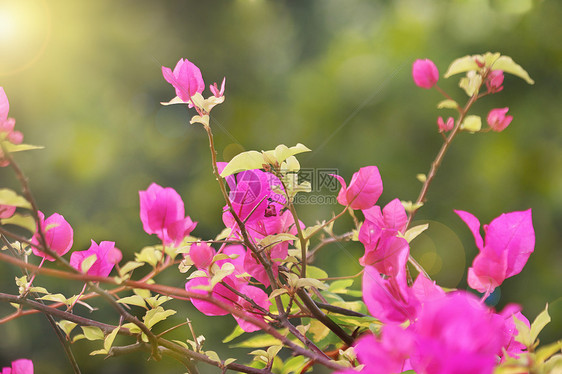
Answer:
[
  {"left": 513, "top": 314, "right": 532, "bottom": 347},
  {"left": 281, "top": 356, "right": 307, "bottom": 374},
  {"left": 492, "top": 56, "right": 534, "bottom": 84},
  {"left": 530, "top": 304, "right": 550, "bottom": 343},
  {"left": 306, "top": 265, "right": 328, "bottom": 280},
  {"left": 104, "top": 326, "right": 121, "bottom": 352},
  {"left": 143, "top": 306, "right": 176, "bottom": 329},
  {"left": 295, "top": 277, "right": 328, "bottom": 290},
  {"left": 117, "top": 295, "right": 148, "bottom": 309},
  {"left": 119, "top": 261, "right": 144, "bottom": 276},
  {"left": 262, "top": 143, "right": 311, "bottom": 165},
  {"left": 444, "top": 55, "right": 480, "bottom": 78},
  {"left": 0, "top": 213, "right": 36, "bottom": 232},
  {"left": 81, "top": 326, "right": 105, "bottom": 341},
  {"left": 222, "top": 325, "right": 245, "bottom": 343},
  {"left": 402, "top": 224, "right": 429, "bottom": 243},
  {"left": 269, "top": 288, "right": 289, "bottom": 299},
  {"left": 89, "top": 349, "right": 108, "bottom": 356},
  {"left": 328, "top": 279, "right": 354, "bottom": 294},
  {"left": 2, "top": 143, "right": 44, "bottom": 153},
  {"left": 38, "top": 293, "right": 68, "bottom": 304},
  {"left": 231, "top": 333, "right": 283, "bottom": 348},
  {"left": 135, "top": 246, "right": 163, "bottom": 267},
  {"left": 57, "top": 320, "right": 78, "bottom": 336},
  {"left": 459, "top": 71, "right": 483, "bottom": 97},
  {"left": 220, "top": 151, "right": 265, "bottom": 177},
  {"left": 437, "top": 99, "right": 459, "bottom": 109},
  {"left": 258, "top": 234, "right": 297, "bottom": 252},
  {"left": 460, "top": 115, "right": 482, "bottom": 133},
  {"left": 205, "top": 350, "right": 221, "bottom": 363},
  {"left": 0, "top": 189, "right": 31, "bottom": 209}
]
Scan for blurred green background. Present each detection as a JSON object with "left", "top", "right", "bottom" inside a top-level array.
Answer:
[{"left": 1, "top": 0, "right": 561, "bottom": 372}]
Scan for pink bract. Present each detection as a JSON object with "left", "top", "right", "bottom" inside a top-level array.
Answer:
[
  {"left": 31, "top": 211, "right": 74, "bottom": 261},
  {"left": 2, "top": 358, "right": 34, "bottom": 374},
  {"left": 162, "top": 58, "right": 205, "bottom": 104},
  {"left": 210, "top": 77, "right": 226, "bottom": 98},
  {"left": 455, "top": 209, "right": 535, "bottom": 294},
  {"left": 437, "top": 116, "right": 454, "bottom": 132},
  {"left": 410, "top": 291, "right": 505, "bottom": 374},
  {"left": 139, "top": 183, "right": 197, "bottom": 246},
  {"left": 487, "top": 107, "right": 513, "bottom": 132},
  {"left": 0, "top": 204, "right": 16, "bottom": 219},
  {"left": 332, "top": 166, "right": 383, "bottom": 210},
  {"left": 70, "top": 240, "right": 121, "bottom": 277},
  {"left": 412, "top": 59, "right": 439, "bottom": 89}
]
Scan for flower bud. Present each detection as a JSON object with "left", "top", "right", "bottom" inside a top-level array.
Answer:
[
  {"left": 486, "top": 70, "right": 504, "bottom": 93},
  {"left": 437, "top": 116, "right": 454, "bottom": 132},
  {"left": 412, "top": 59, "right": 439, "bottom": 89}
]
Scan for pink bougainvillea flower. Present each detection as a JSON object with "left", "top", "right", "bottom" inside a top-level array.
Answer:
[
  {"left": 0, "top": 204, "right": 16, "bottom": 219},
  {"left": 31, "top": 211, "right": 74, "bottom": 261},
  {"left": 487, "top": 107, "right": 513, "bottom": 132},
  {"left": 437, "top": 116, "right": 455, "bottom": 132},
  {"left": 496, "top": 304, "right": 530, "bottom": 361},
  {"left": 2, "top": 358, "right": 34, "bottom": 374},
  {"left": 185, "top": 275, "right": 239, "bottom": 316},
  {"left": 362, "top": 265, "right": 418, "bottom": 323},
  {"left": 359, "top": 199, "right": 409, "bottom": 275},
  {"left": 410, "top": 291, "right": 505, "bottom": 374},
  {"left": 332, "top": 166, "right": 383, "bottom": 210},
  {"left": 210, "top": 77, "right": 226, "bottom": 98},
  {"left": 335, "top": 326, "right": 414, "bottom": 374},
  {"left": 0, "top": 87, "right": 24, "bottom": 167},
  {"left": 162, "top": 58, "right": 205, "bottom": 105},
  {"left": 412, "top": 59, "right": 439, "bottom": 89},
  {"left": 486, "top": 70, "right": 504, "bottom": 93},
  {"left": 232, "top": 284, "right": 271, "bottom": 333},
  {"left": 189, "top": 242, "right": 215, "bottom": 269},
  {"left": 455, "top": 209, "right": 535, "bottom": 294},
  {"left": 70, "top": 240, "right": 122, "bottom": 277},
  {"left": 139, "top": 183, "right": 197, "bottom": 246}
]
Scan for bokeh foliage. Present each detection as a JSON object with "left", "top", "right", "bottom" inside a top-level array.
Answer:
[{"left": 1, "top": 0, "right": 560, "bottom": 372}]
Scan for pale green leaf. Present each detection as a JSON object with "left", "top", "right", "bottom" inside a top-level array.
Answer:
[
  {"left": 269, "top": 288, "right": 289, "bottom": 299},
  {"left": 492, "top": 56, "right": 534, "bottom": 84},
  {"left": 231, "top": 334, "right": 283, "bottom": 348},
  {"left": 222, "top": 325, "right": 245, "bottom": 343},
  {"left": 135, "top": 246, "right": 163, "bottom": 267},
  {"left": 328, "top": 279, "right": 354, "bottom": 294},
  {"left": 143, "top": 306, "right": 176, "bottom": 329},
  {"left": 530, "top": 304, "right": 550, "bottom": 343},
  {"left": 190, "top": 114, "right": 209, "bottom": 127},
  {"left": 402, "top": 224, "right": 429, "bottom": 243},
  {"left": 119, "top": 261, "right": 144, "bottom": 276},
  {"left": 513, "top": 314, "right": 532, "bottom": 347},
  {"left": 205, "top": 350, "right": 221, "bottom": 362},
  {"left": 444, "top": 55, "right": 480, "bottom": 78},
  {"left": 2, "top": 143, "right": 44, "bottom": 153},
  {"left": 117, "top": 295, "right": 148, "bottom": 309},
  {"left": 81, "top": 326, "right": 105, "bottom": 341},
  {"left": 460, "top": 115, "right": 482, "bottom": 133},
  {"left": 224, "top": 358, "right": 237, "bottom": 366},
  {"left": 0, "top": 189, "right": 31, "bottom": 209},
  {"left": 38, "top": 293, "right": 68, "bottom": 303},
  {"left": 57, "top": 320, "right": 78, "bottom": 336},
  {"left": 281, "top": 356, "right": 307, "bottom": 374},
  {"left": 122, "top": 323, "right": 141, "bottom": 334},
  {"left": 220, "top": 150, "right": 265, "bottom": 177},
  {"left": 459, "top": 71, "right": 482, "bottom": 97},
  {"left": 437, "top": 99, "right": 459, "bottom": 109},
  {"left": 543, "top": 353, "right": 562, "bottom": 372},
  {"left": 262, "top": 143, "right": 311, "bottom": 165},
  {"left": 1, "top": 213, "right": 36, "bottom": 233},
  {"left": 89, "top": 349, "right": 108, "bottom": 356},
  {"left": 258, "top": 234, "right": 297, "bottom": 251},
  {"left": 103, "top": 326, "right": 121, "bottom": 352},
  {"left": 306, "top": 265, "right": 328, "bottom": 280},
  {"left": 295, "top": 277, "right": 328, "bottom": 290},
  {"left": 160, "top": 96, "right": 185, "bottom": 106}
]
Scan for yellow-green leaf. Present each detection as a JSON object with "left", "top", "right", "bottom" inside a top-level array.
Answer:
[
  {"left": 2, "top": 143, "right": 44, "bottom": 153},
  {"left": 492, "top": 56, "right": 534, "bottom": 84},
  {"left": 402, "top": 224, "right": 429, "bottom": 243},
  {"left": 530, "top": 304, "right": 550, "bottom": 343},
  {"left": 461, "top": 115, "right": 482, "bottom": 133},
  {"left": 437, "top": 99, "right": 459, "bottom": 109},
  {"left": 444, "top": 55, "right": 480, "bottom": 78},
  {"left": 81, "top": 254, "right": 97, "bottom": 273},
  {"left": 220, "top": 150, "right": 265, "bottom": 177},
  {"left": 104, "top": 326, "right": 120, "bottom": 352},
  {"left": 117, "top": 295, "right": 148, "bottom": 309},
  {"left": 143, "top": 307, "right": 176, "bottom": 329},
  {"left": 81, "top": 326, "right": 105, "bottom": 341},
  {"left": 1, "top": 213, "right": 36, "bottom": 232},
  {"left": 0, "top": 189, "right": 31, "bottom": 209}
]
